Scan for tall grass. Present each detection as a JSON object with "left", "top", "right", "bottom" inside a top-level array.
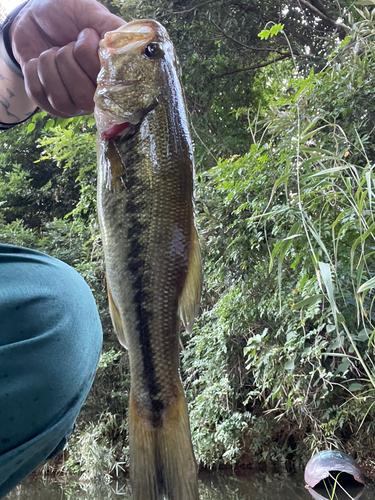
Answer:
[{"left": 189, "top": 3, "right": 375, "bottom": 468}]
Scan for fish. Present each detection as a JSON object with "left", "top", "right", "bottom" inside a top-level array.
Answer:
[{"left": 94, "top": 19, "right": 202, "bottom": 500}]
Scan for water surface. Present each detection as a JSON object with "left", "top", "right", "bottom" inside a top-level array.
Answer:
[{"left": 5, "top": 471, "right": 374, "bottom": 499}]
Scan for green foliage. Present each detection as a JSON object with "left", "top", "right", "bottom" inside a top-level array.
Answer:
[
  {"left": 0, "top": 115, "right": 130, "bottom": 477},
  {"left": 258, "top": 24, "right": 285, "bottom": 41},
  {"left": 187, "top": 5, "right": 375, "bottom": 469},
  {"left": 64, "top": 412, "right": 125, "bottom": 482},
  {"left": 113, "top": 0, "right": 350, "bottom": 169}
]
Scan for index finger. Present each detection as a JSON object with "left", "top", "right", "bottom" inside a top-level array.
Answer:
[{"left": 73, "top": 29, "right": 100, "bottom": 84}]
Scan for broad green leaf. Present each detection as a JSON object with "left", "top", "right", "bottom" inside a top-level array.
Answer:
[
  {"left": 27, "top": 122, "right": 35, "bottom": 134},
  {"left": 87, "top": 116, "right": 96, "bottom": 127},
  {"left": 318, "top": 261, "right": 337, "bottom": 327},
  {"left": 285, "top": 356, "right": 296, "bottom": 371},
  {"left": 366, "top": 169, "right": 373, "bottom": 217},
  {"left": 32, "top": 110, "right": 47, "bottom": 123},
  {"left": 292, "top": 294, "right": 324, "bottom": 309},
  {"left": 357, "top": 328, "right": 370, "bottom": 341},
  {"left": 309, "top": 165, "right": 351, "bottom": 177},
  {"left": 299, "top": 146, "right": 335, "bottom": 156},
  {"left": 55, "top": 117, "right": 73, "bottom": 128},
  {"left": 337, "top": 312, "right": 345, "bottom": 323},
  {"left": 348, "top": 383, "right": 364, "bottom": 392},
  {"left": 258, "top": 23, "right": 284, "bottom": 40},
  {"left": 337, "top": 359, "right": 350, "bottom": 373},
  {"left": 358, "top": 276, "right": 375, "bottom": 294},
  {"left": 45, "top": 119, "right": 55, "bottom": 130},
  {"left": 351, "top": 221, "right": 375, "bottom": 271}
]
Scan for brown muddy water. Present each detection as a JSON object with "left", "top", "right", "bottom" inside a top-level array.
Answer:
[{"left": 4, "top": 471, "right": 374, "bottom": 500}]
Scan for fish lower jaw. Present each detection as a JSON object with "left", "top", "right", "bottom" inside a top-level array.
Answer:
[
  {"left": 100, "top": 122, "right": 131, "bottom": 140},
  {"left": 95, "top": 106, "right": 141, "bottom": 140}
]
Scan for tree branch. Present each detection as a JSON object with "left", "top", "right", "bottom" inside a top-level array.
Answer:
[
  {"left": 171, "top": 0, "right": 221, "bottom": 15},
  {"left": 311, "top": 0, "right": 336, "bottom": 20},
  {"left": 211, "top": 54, "right": 291, "bottom": 79},
  {"left": 298, "top": 0, "right": 338, "bottom": 28},
  {"left": 298, "top": 0, "right": 349, "bottom": 37},
  {"left": 186, "top": 93, "right": 210, "bottom": 113},
  {"left": 210, "top": 20, "right": 288, "bottom": 56}
]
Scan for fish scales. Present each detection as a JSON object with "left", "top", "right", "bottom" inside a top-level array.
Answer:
[
  {"left": 95, "top": 19, "right": 201, "bottom": 500},
  {"left": 99, "top": 102, "right": 193, "bottom": 416}
]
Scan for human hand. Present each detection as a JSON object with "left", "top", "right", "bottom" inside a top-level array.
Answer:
[{"left": 10, "top": 0, "right": 126, "bottom": 117}]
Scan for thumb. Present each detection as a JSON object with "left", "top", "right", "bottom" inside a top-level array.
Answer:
[{"left": 76, "top": 2, "right": 126, "bottom": 39}]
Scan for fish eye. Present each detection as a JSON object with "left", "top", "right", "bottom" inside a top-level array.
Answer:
[{"left": 144, "top": 43, "right": 164, "bottom": 58}]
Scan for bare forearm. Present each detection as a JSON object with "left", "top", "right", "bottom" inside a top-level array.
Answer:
[{"left": 0, "top": 56, "right": 36, "bottom": 124}]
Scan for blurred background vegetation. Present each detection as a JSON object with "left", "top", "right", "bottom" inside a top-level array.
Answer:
[{"left": 1, "top": 0, "right": 375, "bottom": 481}]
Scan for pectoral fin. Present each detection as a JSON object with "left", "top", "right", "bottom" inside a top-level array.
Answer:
[
  {"left": 178, "top": 225, "right": 202, "bottom": 334},
  {"left": 107, "top": 279, "right": 127, "bottom": 348}
]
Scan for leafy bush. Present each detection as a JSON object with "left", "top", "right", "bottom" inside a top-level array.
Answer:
[{"left": 186, "top": 7, "right": 375, "bottom": 468}]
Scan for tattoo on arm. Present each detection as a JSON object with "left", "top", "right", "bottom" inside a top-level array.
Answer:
[
  {"left": 0, "top": 94, "right": 20, "bottom": 121},
  {"left": 0, "top": 72, "right": 36, "bottom": 123}
]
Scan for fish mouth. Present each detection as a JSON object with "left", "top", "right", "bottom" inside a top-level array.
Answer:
[
  {"left": 94, "top": 106, "right": 131, "bottom": 140},
  {"left": 109, "top": 82, "right": 137, "bottom": 89},
  {"left": 97, "top": 99, "right": 158, "bottom": 141},
  {"left": 97, "top": 82, "right": 137, "bottom": 95},
  {"left": 101, "top": 20, "right": 169, "bottom": 51}
]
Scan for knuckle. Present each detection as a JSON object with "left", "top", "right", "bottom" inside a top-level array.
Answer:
[
  {"left": 48, "top": 95, "right": 76, "bottom": 116},
  {"left": 39, "top": 47, "right": 58, "bottom": 63},
  {"left": 56, "top": 44, "right": 73, "bottom": 63},
  {"left": 24, "top": 63, "right": 45, "bottom": 104}
]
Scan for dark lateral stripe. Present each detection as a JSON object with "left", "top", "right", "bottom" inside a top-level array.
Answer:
[{"left": 126, "top": 189, "right": 164, "bottom": 424}]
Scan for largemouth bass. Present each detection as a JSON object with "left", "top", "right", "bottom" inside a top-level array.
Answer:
[{"left": 94, "top": 20, "right": 202, "bottom": 500}]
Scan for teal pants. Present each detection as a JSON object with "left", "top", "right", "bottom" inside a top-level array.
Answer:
[{"left": 0, "top": 244, "right": 103, "bottom": 498}]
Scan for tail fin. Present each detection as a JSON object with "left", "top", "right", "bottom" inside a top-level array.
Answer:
[{"left": 129, "top": 381, "right": 199, "bottom": 500}]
